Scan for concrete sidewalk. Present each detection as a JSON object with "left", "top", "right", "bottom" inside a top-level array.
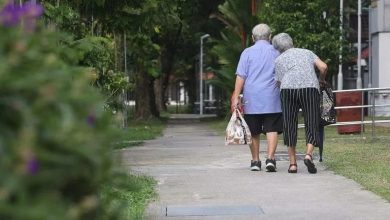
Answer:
[{"left": 121, "top": 121, "right": 390, "bottom": 220}]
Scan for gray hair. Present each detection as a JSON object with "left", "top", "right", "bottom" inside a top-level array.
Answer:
[
  {"left": 252, "top": 24, "right": 271, "bottom": 41},
  {"left": 272, "top": 33, "right": 294, "bottom": 52}
]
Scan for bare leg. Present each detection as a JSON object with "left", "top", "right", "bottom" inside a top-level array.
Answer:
[
  {"left": 250, "top": 134, "right": 260, "bottom": 161},
  {"left": 305, "top": 143, "right": 315, "bottom": 157},
  {"left": 266, "top": 132, "right": 278, "bottom": 160}
]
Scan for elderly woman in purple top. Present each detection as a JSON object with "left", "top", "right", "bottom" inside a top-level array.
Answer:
[
  {"left": 272, "top": 33, "right": 328, "bottom": 174},
  {"left": 231, "top": 24, "right": 283, "bottom": 172}
]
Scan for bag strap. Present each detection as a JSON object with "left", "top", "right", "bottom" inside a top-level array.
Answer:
[
  {"left": 235, "top": 108, "right": 243, "bottom": 118},
  {"left": 235, "top": 108, "right": 248, "bottom": 144}
]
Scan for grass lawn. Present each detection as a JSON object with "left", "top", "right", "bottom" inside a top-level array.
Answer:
[
  {"left": 101, "top": 173, "right": 157, "bottom": 220},
  {"left": 114, "top": 119, "right": 166, "bottom": 149},
  {"left": 121, "top": 174, "right": 157, "bottom": 219},
  {"left": 319, "top": 125, "right": 390, "bottom": 202},
  {"left": 207, "top": 117, "right": 390, "bottom": 202},
  {"left": 125, "top": 175, "right": 157, "bottom": 219}
]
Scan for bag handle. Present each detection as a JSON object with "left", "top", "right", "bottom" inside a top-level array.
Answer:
[{"left": 235, "top": 108, "right": 243, "bottom": 118}]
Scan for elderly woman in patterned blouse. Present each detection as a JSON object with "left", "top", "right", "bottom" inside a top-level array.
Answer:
[{"left": 272, "top": 33, "right": 327, "bottom": 174}]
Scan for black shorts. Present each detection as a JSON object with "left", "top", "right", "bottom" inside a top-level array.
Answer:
[{"left": 244, "top": 113, "right": 283, "bottom": 136}]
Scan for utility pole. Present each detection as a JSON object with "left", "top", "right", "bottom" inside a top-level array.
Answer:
[
  {"left": 337, "top": 0, "right": 344, "bottom": 90},
  {"left": 356, "top": 0, "right": 363, "bottom": 89},
  {"left": 199, "top": 34, "right": 210, "bottom": 115}
]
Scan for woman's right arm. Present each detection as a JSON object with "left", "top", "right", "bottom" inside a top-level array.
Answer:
[
  {"left": 315, "top": 58, "right": 328, "bottom": 82},
  {"left": 231, "top": 76, "right": 245, "bottom": 112}
]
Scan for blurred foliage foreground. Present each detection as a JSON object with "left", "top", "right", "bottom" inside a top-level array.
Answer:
[{"left": 0, "top": 1, "right": 155, "bottom": 219}]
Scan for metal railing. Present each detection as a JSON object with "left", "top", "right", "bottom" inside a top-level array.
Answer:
[{"left": 298, "top": 87, "right": 390, "bottom": 138}]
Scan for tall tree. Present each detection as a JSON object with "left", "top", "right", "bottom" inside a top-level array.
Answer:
[{"left": 46, "top": 0, "right": 164, "bottom": 119}]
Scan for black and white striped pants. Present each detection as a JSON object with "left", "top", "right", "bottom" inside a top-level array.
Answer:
[{"left": 280, "top": 88, "right": 320, "bottom": 147}]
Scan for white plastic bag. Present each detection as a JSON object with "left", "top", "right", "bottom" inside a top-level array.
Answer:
[{"left": 225, "top": 109, "right": 252, "bottom": 145}]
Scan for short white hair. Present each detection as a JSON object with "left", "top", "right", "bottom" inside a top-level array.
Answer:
[
  {"left": 252, "top": 24, "right": 271, "bottom": 41},
  {"left": 272, "top": 33, "right": 294, "bottom": 52}
]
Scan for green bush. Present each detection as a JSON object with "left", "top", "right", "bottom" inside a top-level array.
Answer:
[
  {"left": 0, "top": 2, "right": 140, "bottom": 219},
  {"left": 42, "top": 1, "right": 130, "bottom": 111}
]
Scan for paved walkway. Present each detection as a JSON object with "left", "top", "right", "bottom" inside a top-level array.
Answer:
[{"left": 121, "top": 119, "right": 390, "bottom": 220}]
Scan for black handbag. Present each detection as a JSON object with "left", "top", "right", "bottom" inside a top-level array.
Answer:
[{"left": 320, "top": 84, "right": 336, "bottom": 126}]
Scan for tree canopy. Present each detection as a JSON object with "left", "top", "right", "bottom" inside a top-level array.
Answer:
[{"left": 32, "top": 0, "right": 348, "bottom": 118}]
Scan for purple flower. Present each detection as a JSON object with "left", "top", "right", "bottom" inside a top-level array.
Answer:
[
  {"left": 21, "top": 0, "right": 43, "bottom": 18},
  {"left": 20, "top": 0, "right": 44, "bottom": 32},
  {"left": 26, "top": 155, "right": 40, "bottom": 175},
  {"left": 0, "top": 1, "right": 22, "bottom": 26},
  {"left": 86, "top": 114, "right": 96, "bottom": 127},
  {"left": 0, "top": 0, "right": 44, "bottom": 30}
]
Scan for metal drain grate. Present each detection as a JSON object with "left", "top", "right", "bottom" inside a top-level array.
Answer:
[{"left": 166, "top": 205, "right": 264, "bottom": 216}]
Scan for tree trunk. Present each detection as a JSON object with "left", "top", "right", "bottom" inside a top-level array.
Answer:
[
  {"left": 154, "top": 78, "right": 164, "bottom": 112},
  {"left": 240, "top": 25, "right": 247, "bottom": 49},
  {"left": 114, "top": 33, "right": 124, "bottom": 72},
  {"left": 159, "top": 48, "right": 174, "bottom": 112},
  {"left": 186, "top": 65, "right": 197, "bottom": 113},
  {"left": 149, "top": 78, "right": 160, "bottom": 118},
  {"left": 135, "top": 70, "right": 153, "bottom": 120},
  {"left": 251, "top": 0, "right": 257, "bottom": 16}
]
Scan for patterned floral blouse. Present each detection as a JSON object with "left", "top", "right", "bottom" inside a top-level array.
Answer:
[{"left": 275, "top": 48, "right": 320, "bottom": 90}]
